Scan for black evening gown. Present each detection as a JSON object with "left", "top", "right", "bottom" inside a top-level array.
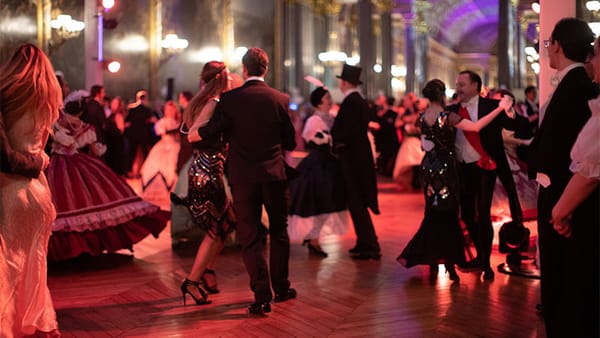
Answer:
[
  {"left": 397, "top": 111, "right": 466, "bottom": 267},
  {"left": 288, "top": 143, "right": 346, "bottom": 217}
]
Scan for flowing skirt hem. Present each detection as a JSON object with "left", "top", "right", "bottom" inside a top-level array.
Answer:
[{"left": 48, "top": 210, "right": 169, "bottom": 261}]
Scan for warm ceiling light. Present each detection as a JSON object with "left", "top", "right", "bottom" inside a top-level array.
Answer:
[
  {"left": 102, "top": 0, "right": 115, "bottom": 9},
  {"left": 587, "top": 1, "right": 600, "bottom": 11},
  {"left": 106, "top": 60, "right": 120, "bottom": 73}
]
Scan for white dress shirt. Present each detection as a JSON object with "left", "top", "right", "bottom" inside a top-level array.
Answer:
[{"left": 455, "top": 95, "right": 481, "bottom": 164}]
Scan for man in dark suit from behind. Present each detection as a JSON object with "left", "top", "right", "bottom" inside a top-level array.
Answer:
[
  {"left": 331, "top": 64, "right": 381, "bottom": 260},
  {"left": 522, "top": 85, "right": 539, "bottom": 135},
  {"left": 81, "top": 84, "right": 107, "bottom": 143},
  {"left": 446, "top": 70, "right": 516, "bottom": 280},
  {"left": 192, "top": 47, "right": 297, "bottom": 315},
  {"left": 528, "top": 18, "right": 598, "bottom": 337}
]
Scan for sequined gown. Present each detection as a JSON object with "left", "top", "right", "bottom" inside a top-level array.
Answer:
[
  {"left": 397, "top": 111, "right": 466, "bottom": 267},
  {"left": 188, "top": 134, "right": 235, "bottom": 239}
]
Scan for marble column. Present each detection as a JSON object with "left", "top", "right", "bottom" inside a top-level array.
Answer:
[
  {"left": 515, "top": 20, "right": 527, "bottom": 89},
  {"left": 497, "top": 0, "right": 515, "bottom": 89},
  {"left": 293, "top": 2, "right": 305, "bottom": 95},
  {"left": 538, "top": 0, "right": 575, "bottom": 121},
  {"left": 148, "top": 0, "right": 162, "bottom": 102},
  {"left": 36, "top": 0, "right": 51, "bottom": 54},
  {"left": 358, "top": 0, "right": 374, "bottom": 98},
  {"left": 381, "top": 10, "right": 393, "bottom": 95},
  {"left": 274, "top": 0, "right": 284, "bottom": 90},
  {"left": 404, "top": 17, "right": 416, "bottom": 94},
  {"left": 415, "top": 30, "right": 429, "bottom": 93},
  {"left": 84, "top": 0, "right": 103, "bottom": 90}
]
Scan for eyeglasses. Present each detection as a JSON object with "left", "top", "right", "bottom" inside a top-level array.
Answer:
[{"left": 543, "top": 39, "right": 551, "bottom": 48}]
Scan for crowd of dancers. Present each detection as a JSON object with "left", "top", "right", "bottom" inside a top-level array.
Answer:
[{"left": 0, "top": 16, "right": 598, "bottom": 338}]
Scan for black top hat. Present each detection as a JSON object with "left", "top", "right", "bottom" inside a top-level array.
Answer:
[{"left": 336, "top": 64, "right": 363, "bottom": 85}]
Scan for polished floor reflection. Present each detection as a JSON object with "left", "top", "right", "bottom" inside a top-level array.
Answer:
[{"left": 47, "top": 177, "right": 545, "bottom": 337}]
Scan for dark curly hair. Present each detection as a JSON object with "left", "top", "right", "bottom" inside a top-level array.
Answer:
[{"left": 422, "top": 79, "right": 446, "bottom": 105}]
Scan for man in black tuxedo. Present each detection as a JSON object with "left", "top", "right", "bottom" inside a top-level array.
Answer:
[
  {"left": 446, "top": 70, "right": 516, "bottom": 280},
  {"left": 331, "top": 64, "right": 381, "bottom": 260},
  {"left": 523, "top": 85, "right": 539, "bottom": 135},
  {"left": 528, "top": 18, "right": 598, "bottom": 337},
  {"left": 81, "top": 84, "right": 107, "bottom": 143},
  {"left": 194, "top": 48, "right": 297, "bottom": 315}
]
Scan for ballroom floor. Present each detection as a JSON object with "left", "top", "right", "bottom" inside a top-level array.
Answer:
[{"left": 47, "top": 177, "right": 545, "bottom": 337}]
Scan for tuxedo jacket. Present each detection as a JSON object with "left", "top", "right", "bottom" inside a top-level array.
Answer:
[
  {"left": 528, "top": 66, "right": 598, "bottom": 203},
  {"left": 198, "top": 80, "right": 296, "bottom": 184},
  {"left": 446, "top": 96, "right": 515, "bottom": 170},
  {"left": 81, "top": 99, "right": 107, "bottom": 143},
  {"left": 331, "top": 92, "right": 379, "bottom": 214}
]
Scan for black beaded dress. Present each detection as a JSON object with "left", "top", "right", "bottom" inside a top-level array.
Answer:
[
  {"left": 397, "top": 111, "right": 466, "bottom": 267},
  {"left": 187, "top": 132, "right": 235, "bottom": 240}
]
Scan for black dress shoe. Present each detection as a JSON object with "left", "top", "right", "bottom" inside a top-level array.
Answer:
[
  {"left": 351, "top": 252, "right": 381, "bottom": 260},
  {"left": 247, "top": 302, "right": 271, "bottom": 315},
  {"left": 464, "top": 258, "right": 482, "bottom": 269},
  {"left": 445, "top": 264, "right": 460, "bottom": 283},
  {"left": 348, "top": 246, "right": 362, "bottom": 254},
  {"left": 274, "top": 288, "right": 297, "bottom": 303},
  {"left": 483, "top": 267, "right": 495, "bottom": 280}
]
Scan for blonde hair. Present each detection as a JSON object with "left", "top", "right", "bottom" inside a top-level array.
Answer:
[
  {"left": 163, "top": 100, "right": 180, "bottom": 121},
  {"left": 0, "top": 44, "right": 61, "bottom": 133},
  {"left": 183, "top": 61, "right": 229, "bottom": 128},
  {"left": 111, "top": 96, "right": 127, "bottom": 116}
]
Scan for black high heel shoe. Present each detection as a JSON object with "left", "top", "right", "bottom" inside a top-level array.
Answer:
[
  {"left": 445, "top": 264, "right": 460, "bottom": 283},
  {"left": 302, "top": 239, "right": 328, "bottom": 257},
  {"left": 181, "top": 278, "right": 212, "bottom": 306},
  {"left": 201, "top": 269, "right": 220, "bottom": 294}
]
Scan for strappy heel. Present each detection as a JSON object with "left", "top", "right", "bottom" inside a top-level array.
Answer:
[
  {"left": 181, "top": 278, "right": 212, "bottom": 306},
  {"left": 201, "top": 269, "right": 220, "bottom": 294},
  {"left": 445, "top": 264, "right": 460, "bottom": 283}
]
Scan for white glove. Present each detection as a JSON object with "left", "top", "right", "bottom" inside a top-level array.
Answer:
[
  {"left": 90, "top": 142, "right": 107, "bottom": 157},
  {"left": 311, "top": 131, "right": 331, "bottom": 145},
  {"left": 421, "top": 135, "right": 434, "bottom": 151},
  {"left": 520, "top": 138, "right": 533, "bottom": 146}
]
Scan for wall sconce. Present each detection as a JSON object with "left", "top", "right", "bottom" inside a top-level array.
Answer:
[
  {"left": 586, "top": 1, "right": 600, "bottom": 36},
  {"left": 587, "top": 1, "right": 600, "bottom": 11},
  {"left": 160, "top": 33, "right": 188, "bottom": 65},
  {"left": 318, "top": 50, "right": 348, "bottom": 63},
  {"left": 49, "top": 13, "right": 85, "bottom": 52},
  {"left": 161, "top": 34, "right": 189, "bottom": 53},
  {"left": 50, "top": 14, "right": 85, "bottom": 36}
]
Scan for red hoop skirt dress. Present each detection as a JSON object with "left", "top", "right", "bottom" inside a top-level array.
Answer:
[{"left": 45, "top": 113, "right": 169, "bottom": 261}]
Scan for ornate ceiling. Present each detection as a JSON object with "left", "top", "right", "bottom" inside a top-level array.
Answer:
[{"left": 392, "top": 0, "right": 538, "bottom": 53}]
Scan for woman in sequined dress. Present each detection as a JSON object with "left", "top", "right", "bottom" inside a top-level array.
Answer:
[
  {"left": 397, "top": 79, "right": 512, "bottom": 283},
  {"left": 178, "top": 61, "right": 236, "bottom": 305}
]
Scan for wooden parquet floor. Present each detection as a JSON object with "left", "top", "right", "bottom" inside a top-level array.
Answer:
[{"left": 47, "top": 177, "right": 545, "bottom": 337}]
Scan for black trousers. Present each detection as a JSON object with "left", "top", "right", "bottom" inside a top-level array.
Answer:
[
  {"left": 458, "top": 162, "right": 496, "bottom": 269},
  {"left": 538, "top": 186, "right": 599, "bottom": 338},
  {"left": 230, "top": 180, "right": 291, "bottom": 304},
  {"left": 340, "top": 168, "right": 380, "bottom": 254},
  {"left": 495, "top": 159, "right": 523, "bottom": 222}
]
